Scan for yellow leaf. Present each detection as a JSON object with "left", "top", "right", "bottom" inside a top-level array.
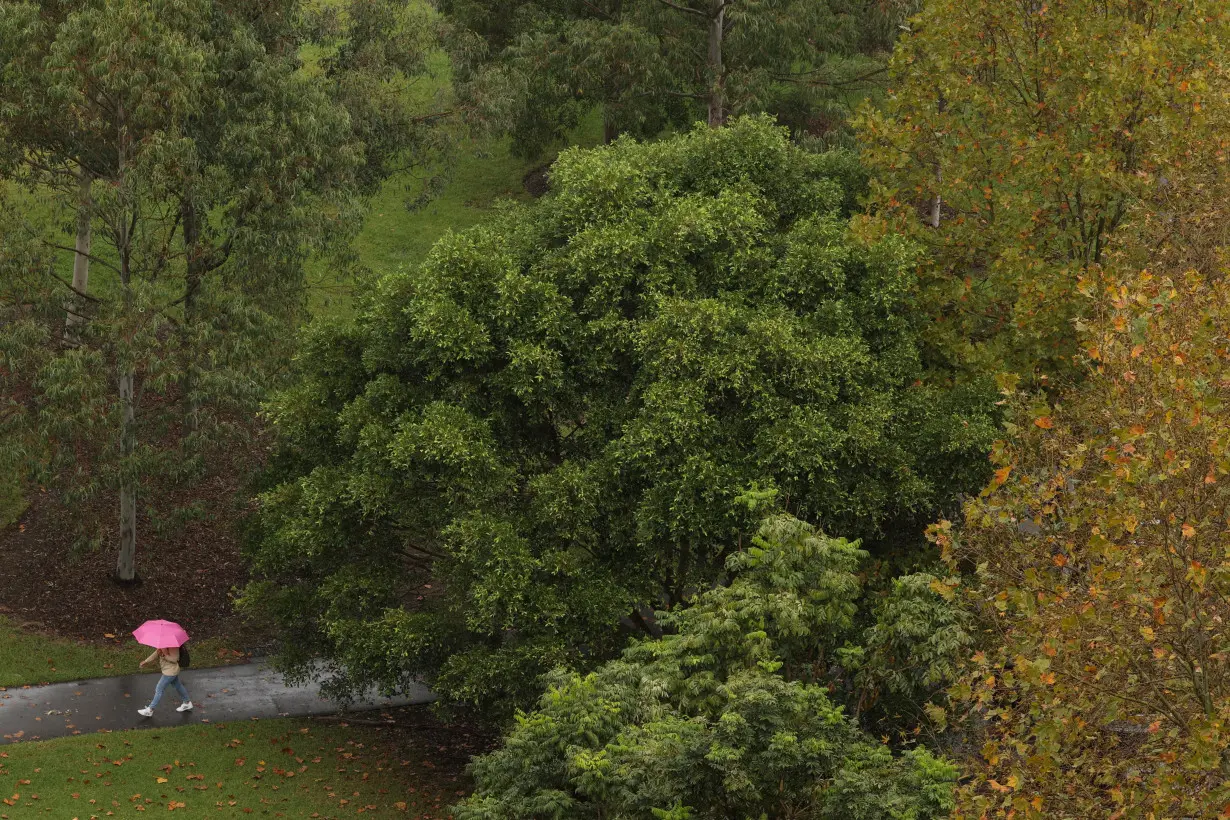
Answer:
[
  {"left": 1140, "top": 626, "right": 1154, "bottom": 642},
  {"left": 1182, "top": 523, "right": 1196, "bottom": 538},
  {"left": 1034, "top": 416, "right": 1053, "bottom": 429},
  {"left": 928, "top": 578, "right": 956, "bottom": 600},
  {"left": 156, "top": 778, "right": 168, "bottom": 784},
  {"left": 992, "top": 465, "right": 1013, "bottom": 485}
]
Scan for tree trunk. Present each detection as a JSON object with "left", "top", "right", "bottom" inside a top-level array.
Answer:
[
  {"left": 64, "top": 168, "right": 93, "bottom": 345},
  {"left": 930, "top": 166, "right": 942, "bottom": 228},
  {"left": 706, "top": 1, "right": 726, "bottom": 127},
  {"left": 931, "top": 91, "right": 947, "bottom": 228},
  {"left": 116, "top": 368, "right": 138, "bottom": 583},
  {"left": 181, "top": 196, "right": 203, "bottom": 435},
  {"left": 603, "top": 0, "right": 624, "bottom": 143},
  {"left": 603, "top": 113, "right": 619, "bottom": 144},
  {"left": 114, "top": 102, "right": 139, "bottom": 584}
]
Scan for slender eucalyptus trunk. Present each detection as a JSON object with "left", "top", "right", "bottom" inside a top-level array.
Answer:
[
  {"left": 114, "top": 103, "right": 138, "bottom": 584},
  {"left": 706, "top": 1, "right": 726, "bottom": 127},
  {"left": 64, "top": 168, "right": 93, "bottom": 345},
  {"left": 181, "top": 195, "right": 203, "bottom": 435},
  {"left": 603, "top": 0, "right": 624, "bottom": 144},
  {"left": 116, "top": 368, "right": 137, "bottom": 582}
]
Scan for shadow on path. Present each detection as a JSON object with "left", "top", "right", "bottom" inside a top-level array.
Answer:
[{"left": 0, "top": 660, "right": 434, "bottom": 744}]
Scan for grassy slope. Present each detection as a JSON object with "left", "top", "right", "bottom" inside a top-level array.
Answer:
[
  {"left": 0, "top": 716, "right": 465, "bottom": 818},
  {"left": 306, "top": 87, "right": 605, "bottom": 316}
]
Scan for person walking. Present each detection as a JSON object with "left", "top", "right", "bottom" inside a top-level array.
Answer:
[
  {"left": 137, "top": 646, "right": 192, "bottom": 716},
  {"left": 131, "top": 619, "right": 193, "bottom": 718}
]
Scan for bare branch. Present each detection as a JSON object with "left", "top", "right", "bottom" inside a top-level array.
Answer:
[
  {"left": 39, "top": 241, "right": 122, "bottom": 278},
  {"left": 773, "top": 66, "right": 889, "bottom": 88},
  {"left": 651, "top": 0, "right": 710, "bottom": 18}
]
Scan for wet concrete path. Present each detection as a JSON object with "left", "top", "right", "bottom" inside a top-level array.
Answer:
[{"left": 0, "top": 660, "right": 434, "bottom": 744}]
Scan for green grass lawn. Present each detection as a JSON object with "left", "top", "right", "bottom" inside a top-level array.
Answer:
[
  {"left": 0, "top": 716, "right": 466, "bottom": 818},
  {"left": 0, "top": 618, "right": 247, "bottom": 689}
]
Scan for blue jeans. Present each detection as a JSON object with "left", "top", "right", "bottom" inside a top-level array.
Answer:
[{"left": 148, "top": 674, "right": 189, "bottom": 709}]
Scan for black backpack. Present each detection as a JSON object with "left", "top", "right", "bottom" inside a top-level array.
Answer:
[{"left": 178, "top": 643, "right": 191, "bottom": 669}]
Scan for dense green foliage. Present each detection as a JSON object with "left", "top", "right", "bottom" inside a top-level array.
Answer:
[
  {"left": 243, "top": 117, "right": 997, "bottom": 717},
  {"left": 443, "top": 0, "right": 904, "bottom": 156},
  {"left": 456, "top": 511, "right": 963, "bottom": 819}
]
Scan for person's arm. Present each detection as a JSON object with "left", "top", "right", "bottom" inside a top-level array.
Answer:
[{"left": 140, "top": 649, "right": 158, "bottom": 667}]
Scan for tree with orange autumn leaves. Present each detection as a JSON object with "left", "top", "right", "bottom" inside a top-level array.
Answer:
[
  {"left": 856, "top": 0, "right": 1230, "bottom": 383},
  {"left": 935, "top": 267, "right": 1230, "bottom": 817},
  {"left": 862, "top": 1, "right": 1230, "bottom": 812}
]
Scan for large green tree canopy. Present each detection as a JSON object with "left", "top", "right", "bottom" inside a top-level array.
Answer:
[
  {"left": 243, "top": 117, "right": 997, "bottom": 716},
  {"left": 457, "top": 511, "right": 964, "bottom": 819}
]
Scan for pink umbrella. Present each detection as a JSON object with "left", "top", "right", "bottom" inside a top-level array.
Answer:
[{"left": 133, "top": 619, "right": 189, "bottom": 648}]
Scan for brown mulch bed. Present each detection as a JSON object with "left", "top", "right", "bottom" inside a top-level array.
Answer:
[{"left": 0, "top": 451, "right": 265, "bottom": 647}]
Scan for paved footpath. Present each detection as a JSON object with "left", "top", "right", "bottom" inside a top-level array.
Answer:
[{"left": 0, "top": 660, "right": 434, "bottom": 744}]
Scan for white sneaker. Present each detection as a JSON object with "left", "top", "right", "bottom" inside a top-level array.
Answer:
[
  {"left": 138, "top": 707, "right": 153, "bottom": 717},
  {"left": 176, "top": 701, "right": 193, "bottom": 712}
]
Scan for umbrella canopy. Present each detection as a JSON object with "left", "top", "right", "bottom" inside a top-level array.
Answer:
[{"left": 133, "top": 619, "right": 189, "bottom": 648}]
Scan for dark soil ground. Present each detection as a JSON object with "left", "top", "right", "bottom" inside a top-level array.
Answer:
[
  {"left": 0, "top": 459, "right": 498, "bottom": 796},
  {"left": 0, "top": 453, "right": 266, "bottom": 648},
  {"left": 523, "top": 163, "right": 551, "bottom": 198}
]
